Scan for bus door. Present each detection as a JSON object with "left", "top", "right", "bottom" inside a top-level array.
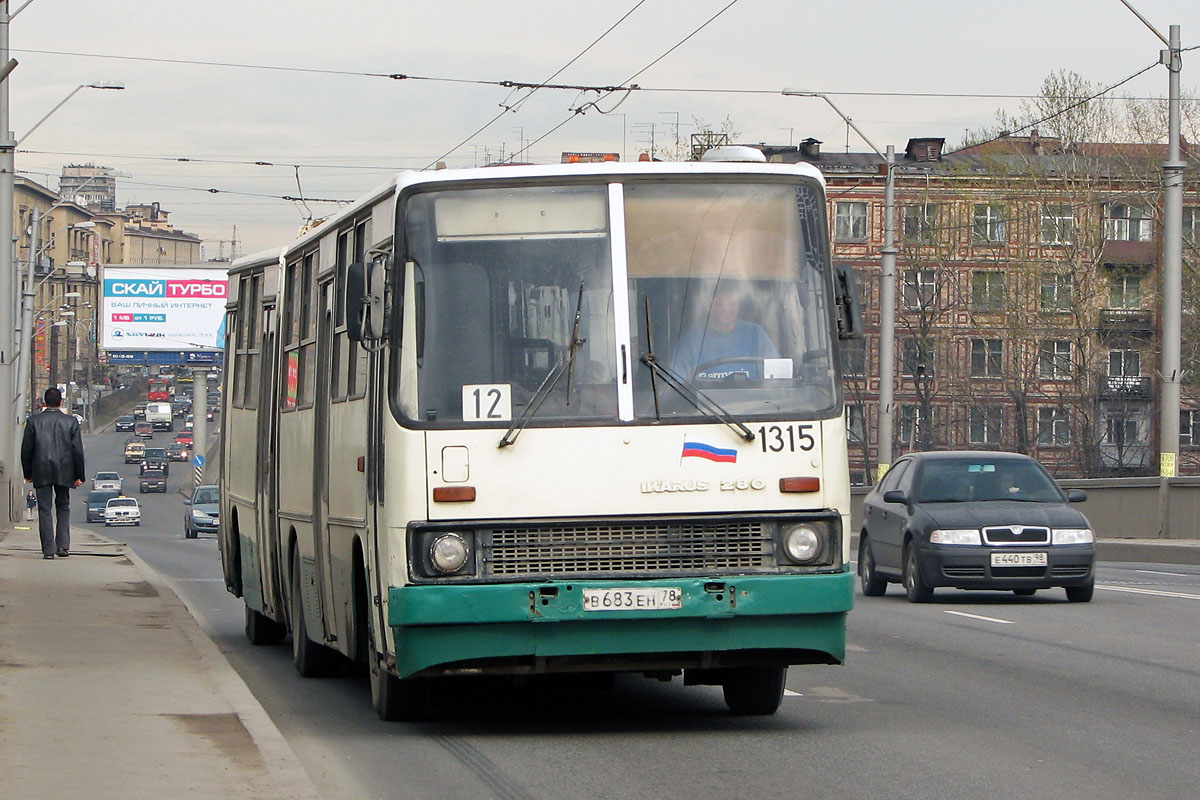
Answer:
[
  {"left": 311, "top": 278, "right": 336, "bottom": 640},
  {"left": 257, "top": 326, "right": 285, "bottom": 619}
]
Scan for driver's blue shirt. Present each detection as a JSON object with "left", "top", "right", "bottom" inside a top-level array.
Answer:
[{"left": 669, "top": 320, "right": 779, "bottom": 379}]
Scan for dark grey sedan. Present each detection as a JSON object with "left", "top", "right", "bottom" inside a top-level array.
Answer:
[{"left": 859, "top": 451, "right": 1095, "bottom": 603}]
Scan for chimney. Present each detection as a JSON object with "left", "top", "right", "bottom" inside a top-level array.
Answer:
[
  {"left": 1031, "top": 127, "right": 1043, "bottom": 155},
  {"left": 799, "top": 137, "right": 822, "bottom": 159}
]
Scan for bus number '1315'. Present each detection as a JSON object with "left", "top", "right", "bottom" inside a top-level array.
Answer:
[{"left": 757, "top": 424, "right": 816, "bottom": 453}]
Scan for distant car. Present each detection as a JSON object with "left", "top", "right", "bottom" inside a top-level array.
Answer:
[
  {"left": 166, "top": 442, "right": 190, "bottom": 461},
  {"left": 185, "top": 484, "right": 220, "bottom": 539},
  {"left": 141, "top": 447, "right": 170, "bottom": 475},
  {"left": 173, "top": 431, "right": 194, "bottom": 445},
  {"left": 123, "top": 441, "right": 146, "bottom": 464},
  {"left": 139, "top": 468, "right": 168, "bottom": 493},
  {"left": 858, "top": 451, "right": 1096, "bottom": 603},
  {"left": 92, "top": 471, "right": 123, "bottom": 492},
  {"left": 86, "top": 489, "right": 119, "bottom": 522},
  {"left": 104, "top": 496, "right": 141, "bottom": 527},
  {"left": 171, "top": 400, "right": 190, "bottom": 418},
  {"left": 184, "top": 415, "right": 194, "bottom": 431},
  {"left": 114, "top": 415, "right": 136, "bottom": 432},
  {"left": 133, "top": 402, "right": 147, "bottom": 420},
  {"left": 134, "top": 421, "right": 153, "bottom": 440}
]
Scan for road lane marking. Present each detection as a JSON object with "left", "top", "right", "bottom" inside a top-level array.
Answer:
[
  {"left": 784, "top": 690, "right": 804, "bottom": 697},
  {"left": 1097, "top": 585, "right": 1200, "bottom": 601},
  {"left": 1134, "top": 569, "right": 1189, "bottom": 577},
  {"left": 942, "top": 610, "right": 1015, "bottom": 625}
]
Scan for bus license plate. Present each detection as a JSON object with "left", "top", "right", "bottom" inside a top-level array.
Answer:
[
  {"left": 991, "top": 552, "right": 1047, "bottom": 567},
  {"left": 582, "top": 587, "right": 682, "bottom": 612}
]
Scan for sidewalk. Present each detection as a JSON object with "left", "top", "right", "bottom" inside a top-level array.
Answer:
[{"left": 0, "top": 524, "right": 320, "bottom": 800}]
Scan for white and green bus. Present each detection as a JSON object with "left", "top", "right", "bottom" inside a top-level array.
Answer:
[{"left": 219, "top": 153, "right": 862, "bottom": 720}]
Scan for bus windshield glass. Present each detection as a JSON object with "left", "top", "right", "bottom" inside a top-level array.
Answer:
[{"left": 394, "top": 178, "right": 838, "bottom": 426}]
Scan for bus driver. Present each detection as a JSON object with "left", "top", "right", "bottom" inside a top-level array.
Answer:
[{"left": 669, "top": 282, "right": 780, "bottom": 380}]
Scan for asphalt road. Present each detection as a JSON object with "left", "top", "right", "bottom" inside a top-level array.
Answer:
[{"left": 76, "top": 424, "right": 1200, "bottom": 800}]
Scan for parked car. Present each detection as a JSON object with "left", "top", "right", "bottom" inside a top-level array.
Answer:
[
  {"left": 104, "top": 496, "right": 141, "bottom": 527},
  {"left": 86, "top": 489, "right": 120, "bottom": 523},
  {"left": 114, "top": 415, "right": 135, "bottom": 432},
  {"left": 123, "top": 441, "right": 146, "bottom": 464},
  {"left": 859, "top": 451, "right": 1096, "bottom": 603},
  {"left": 166, "top": 442, "right": 190, "bottom": 462},
  {"left": 184, "top": 484, "right": 220, "bottom": 539},
  {"left": 139, "top": 468, "right": 168, "bottom": 493},
  {"left": 92, "top": 471, "right": 123, "bottom": 491},
  {"left": 134, "top": 421, "right": 153, "bottom": 440}
]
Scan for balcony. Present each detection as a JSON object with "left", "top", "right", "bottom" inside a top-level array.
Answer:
[
  {"left": 1101, "top": 240, "right": 1156, "bottom": 270},
  {"left": 1098, "top": 375, "right": 1152, "bottom": 400},
  {"left": 1098, "top": 308, "right": 1154, "bottom": 339}
]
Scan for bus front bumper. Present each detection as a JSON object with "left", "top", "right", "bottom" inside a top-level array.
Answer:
[{"left": 387, "top": 572, "right": 854, "bottom": 679}]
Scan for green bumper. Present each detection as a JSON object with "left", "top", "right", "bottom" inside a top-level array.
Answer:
[{"left": 387, "top": 572, "right": 854, "bottom": 678}]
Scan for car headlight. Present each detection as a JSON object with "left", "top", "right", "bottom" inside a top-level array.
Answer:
[
  {"left": 1052, "top": 528, "right": 1094, "bottom": 544},
  {"left": 782, "top": 524, "right": 823, "bottom": 564},
  {"left": 429, "top": 533, "right": 470, "bottom": 574},
  {"left": 192, "top": 509, "right": 211, "bottom": 520},
  {"left": 930, "top": 529, "right": 982, "bottom": 545}
]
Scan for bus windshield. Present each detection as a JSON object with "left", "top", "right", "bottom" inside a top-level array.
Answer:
[{"left": 394, "top": 178, "right": 838, "bottom": 427}]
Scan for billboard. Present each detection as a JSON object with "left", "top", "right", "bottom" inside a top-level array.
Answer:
[{"left": 101, "top": 266, "right": 228, "bottom": 352}]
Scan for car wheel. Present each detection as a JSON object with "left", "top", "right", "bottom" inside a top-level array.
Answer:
[
  {"left": 186, "top": 528, "right": 197, "bottom": 539},
  {"left": 859, "top": 535, "right": 887, "bottom": 597},
  {"left": 245, "top": 604, "right": 286, "bottom": 646},
  {"left": 903, "top": 543, "right": 933, "bottom": 603},
  {"left": 722, "top": 666, "right": 787, "bottom": 715},
  {"left": 1013, "top": 588, "right": 1037, "bottom": 597},
  {"left": 290, "top": 551, "right": 341, "bottom": 678},
  {"left": 1065, "top": 580, "right": 1094, "bottom": 603}
]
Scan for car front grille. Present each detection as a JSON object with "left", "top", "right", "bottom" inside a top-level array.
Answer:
[
  {"left": 481, "top": 520, "right": 774, "bottom": 578},
  {"left": 982, "top": 526, "right": 1050, "bottom": 545}
]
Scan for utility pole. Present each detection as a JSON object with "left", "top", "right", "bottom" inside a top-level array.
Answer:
[
  {"left": 0, "top": 0, "right": 19, "bottom": 520},
  {"left": 878, "top": 145, "right": 898, "bottom": 479}
]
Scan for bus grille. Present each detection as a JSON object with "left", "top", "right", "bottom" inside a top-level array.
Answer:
[{"left": 482, "top": 520, "right": 774, "bottom": 577}]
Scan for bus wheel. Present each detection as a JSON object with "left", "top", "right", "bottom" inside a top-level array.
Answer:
[
  {"left": 368, "top": 622, "right": 430, "bottom": 721},
  {"left": 290, "top": 553, "right": 340, "bottom": 677},
  {"left": 245, "top": 604, "right": 286, "bottom": 646},
  {"left": 722, "top": 666, "right": 786, "bottom": 715}
]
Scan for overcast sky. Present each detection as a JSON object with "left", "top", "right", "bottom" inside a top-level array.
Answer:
[{"left": 8, "top": 0, "right": 1198, "bottom": 256}]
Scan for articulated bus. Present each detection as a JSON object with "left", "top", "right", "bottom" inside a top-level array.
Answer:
[{"left": 219, "top": 153, "right": 862, "bottom": 720}]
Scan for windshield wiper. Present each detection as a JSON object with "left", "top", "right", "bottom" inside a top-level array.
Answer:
[
  {"left": 498, "top": 283, "right": 587, "bottom": 448},
  {"left": 640, "top": 297, "right": 754, "bottom": 443}
]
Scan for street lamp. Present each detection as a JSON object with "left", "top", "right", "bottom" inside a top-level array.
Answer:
[{"left": 782, "top": 89, "right": 899, "bottom": 481}]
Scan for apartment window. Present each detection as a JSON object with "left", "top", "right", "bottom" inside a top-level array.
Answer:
[
  {"left": 1109, "top": 348, "right": 1140, "bottom": 378},
  {"left": 902, "top": 269, "right": 937, "bottom": 310},
  {"left": 969, "top": 406, "right": 1003, "bottom": 444},
  {"left": 903, "top": 204, "right": 939, "bottom": 242},
  {"left": 1109, "top": 274, "right": 1142, "bottom": 309},
  {"left": 970, "top": 338, "right": 1003, "bottom": 377},
  {"left": 1037, "top": 407, "right": 1071, "bottom": 446},
  {"left": 973, "top": 203, "right": 1006, "bottom": 243},
  {"left": 1105, "top": 413, "right": 1141, "bottom": 447},
  {"left": 1041, "top": 203, "right": 1075, "bottom": 245},
  {"left": 1040, "top": 272, "right": 1073, "bottom": 312},
  {"left": 1180, "top": 410, "right": 1200, "bottom": 447},
  {"left": 1105, "top": 202, "right": 1153, "bottom": 242},
  {"left": 1183, "top": 206, "right": 1199, "bottom": 243},
  {"left": 971, "top": 270, "right": 1006, "bottom": 311},
  {"left": 901, "top": 338, "right": 935, "bottom": 379},
  {"left": 835, "top": 201, "right": 868, "bottom": 241},
  {"left": 899, "top": 405, "right": 927, "bottom": 446},
  {"left": 1039, "top": 340, "right": 1072, "bottom": 380},
  {"left": 846, "top": 404, "right": 866, "bottom": 444},
  {"left": 841, "top": 337, "right": 866, "bottom": 377}
]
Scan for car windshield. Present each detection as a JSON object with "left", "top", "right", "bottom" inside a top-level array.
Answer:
[
  {"left": 916, "top": 459, "right": 1065, "bottom": 503},
  {"left": 97, "top": 472, "right": 118, "bottom": 480},
  {"left": 193, "top": 488, "right": 218, "bottom": 504},
  {"left": 108, "top": 499, "right": 136, "bottom": 508}
]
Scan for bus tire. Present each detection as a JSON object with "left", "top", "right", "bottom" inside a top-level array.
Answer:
[
  {"left": 290, "top": 553, "right": 340, "bottom": 678},
  {"left": 858, "top": 535, "right": 887, "bottom": 597},
  {"left": 722, "top": 666, "right": 786, "bottom": 715},
  {"left": 368, "top": 621, "right": 430, "bottom": 721},
  {"left": 245, "top": 604, "right": 286, "bottom": 646}
]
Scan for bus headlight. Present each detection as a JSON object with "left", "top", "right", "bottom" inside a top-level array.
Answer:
[
  {"left": 782, "top": 524, "right": 823, "bottom": 564},
  {"left": 429, "top": 533, "right": 470, "bottom": 574}
]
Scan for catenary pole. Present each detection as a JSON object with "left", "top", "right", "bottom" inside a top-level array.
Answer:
[
  {"left": 878, "top": 145, "right": 897, "bottom": 478},
  {"left": 0, "top": 0, "right": 19, "bottom": 520}
]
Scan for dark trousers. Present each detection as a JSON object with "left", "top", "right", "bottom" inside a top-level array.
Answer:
[{"left": 35, "top": 484, "right": 72, "bottom": 556}]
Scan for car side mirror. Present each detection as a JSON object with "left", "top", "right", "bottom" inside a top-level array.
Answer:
[
  {"left": 183, "top": 498, "right": 191, "bottom": 505},
  {"left": 882, "top": 489, "right": 908, "bottom": 505},
  {"left": 1067, "top": 488, "right": 1087, "bottom": 503}
]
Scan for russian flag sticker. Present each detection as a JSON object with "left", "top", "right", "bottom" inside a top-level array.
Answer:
[{"left": 681, "top": 440, "right": 737, "bottom": 463}]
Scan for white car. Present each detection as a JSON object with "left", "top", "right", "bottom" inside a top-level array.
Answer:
[
  {"left": 93, "top": 471, "right": 123, "bottom": 492},
  {"left": 104, "top": 496, "right": 141, "bottom": 527}
]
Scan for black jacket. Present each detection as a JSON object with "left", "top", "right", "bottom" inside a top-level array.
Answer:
[{"left": 21, "top": 408, "right": 86, "bottom": 488}]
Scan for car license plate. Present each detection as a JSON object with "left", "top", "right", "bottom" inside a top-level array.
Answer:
[
  {"left": 582, "top": 587, "right": 682, "bottom": 612},
  {"left": 991, "top": 552, "right": 1047, "bottom": 567}
]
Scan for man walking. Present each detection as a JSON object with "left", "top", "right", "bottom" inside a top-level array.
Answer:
[{"left": 21, "top": 387, "right": 85, "bottom": 559}]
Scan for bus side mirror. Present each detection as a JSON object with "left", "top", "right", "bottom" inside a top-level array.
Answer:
[
  {"left": 833, "top": 264, "right": 864, "bottom": 340},
  {"left": 347, "top": 260, "right": 385, "bottom": 342}
]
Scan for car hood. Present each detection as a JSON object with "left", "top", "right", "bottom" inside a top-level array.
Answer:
[
  {"left": 194, "top": 503, "right": 220, "bottom": 516},
  {"left": 923, "top": 501, "right": 1089, "bottom": 529}
]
